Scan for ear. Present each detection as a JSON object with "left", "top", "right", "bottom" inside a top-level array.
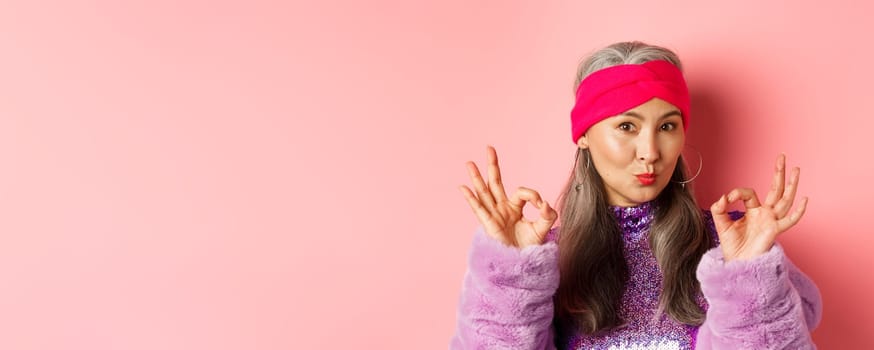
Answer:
[{"left": 576, "top": 135, "right": 589, "bottom": 149}]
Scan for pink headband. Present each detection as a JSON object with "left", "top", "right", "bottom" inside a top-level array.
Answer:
[{"left": 570, "top": 60, "right": 690, "bottom": 143}]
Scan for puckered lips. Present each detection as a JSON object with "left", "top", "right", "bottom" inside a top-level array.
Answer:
[{"left": 635, "top": 173, "right": 656, "bottom": 186}]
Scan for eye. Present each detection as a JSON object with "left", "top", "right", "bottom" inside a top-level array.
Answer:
[
  {"left": 618, "top": 122, "right": 635, "bottom": 132},
  {"left": 660, "top": 122, "right": 677, "bottom": 131}
]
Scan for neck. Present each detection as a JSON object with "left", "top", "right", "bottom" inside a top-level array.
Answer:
[{"left": 610, "top": 200, "right": 656, "bottom": 234}]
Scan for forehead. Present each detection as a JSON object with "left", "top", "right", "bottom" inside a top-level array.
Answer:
[{"left": 623, "top": 98, "right": 681, "bottom": 116}]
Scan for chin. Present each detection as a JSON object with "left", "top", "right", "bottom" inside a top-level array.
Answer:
[
  {"left": 614, "top": 192, "right": 659, "bottom": 207},
  {"left": 608, "top": 183, "right": 670, "bottom": 207},
  {"left": 637, "top": 194, "right": 660, "bottom": 204},
  {"left": 633, "top": 189, "right": 663, "bottom": 203}
]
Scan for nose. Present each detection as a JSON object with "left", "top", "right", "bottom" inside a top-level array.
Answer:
[{"left": 636, "top": 131, "right": 660, "bottom": 163}]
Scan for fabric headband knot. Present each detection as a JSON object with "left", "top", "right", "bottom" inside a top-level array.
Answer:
[{"left": 570, "top": 60, "right": 690, "bottom": 143}]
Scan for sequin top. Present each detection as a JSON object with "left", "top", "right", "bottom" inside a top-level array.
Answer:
[
  {"left": 451, "top": 200, "right": 821, "bottom": 350},
  {"left": 555, "top": 201, "right": 736, "bottom": 350}
]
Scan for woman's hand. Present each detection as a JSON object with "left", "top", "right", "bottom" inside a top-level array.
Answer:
[
  {"left": 459, "top": 145, "right": 558, "bottom": 249},
  {"left": 711, "top": 154, "right": 808, "bottom": 261}
]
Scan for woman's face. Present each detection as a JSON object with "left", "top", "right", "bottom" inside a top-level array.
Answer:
[{"left": 577, "top": 98, "right": 685, "bottom": 207}]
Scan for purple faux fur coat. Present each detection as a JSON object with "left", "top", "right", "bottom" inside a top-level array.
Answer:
[{"left": 450, "top": 220, "right": 822, "bottom": 349}]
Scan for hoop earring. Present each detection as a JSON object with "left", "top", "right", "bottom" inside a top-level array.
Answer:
[
  {"left": 574, "top": 149, "right": 591, "bottom": 192},
  {"left": 673, "top": 145, "right": 702, "bottom": 188}
]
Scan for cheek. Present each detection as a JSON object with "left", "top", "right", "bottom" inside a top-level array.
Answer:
[
  {"left": 668, "top": 143, "right": 684, "bottom": 160},
  {"left": 662, "top": 133, "right": 685, "bottom": 157},
  {"left": 662, "top": 139, "right": 685, "bottom": 174},
  {"left": 596, "top": 137, "right": 631, "bottom": 165}
]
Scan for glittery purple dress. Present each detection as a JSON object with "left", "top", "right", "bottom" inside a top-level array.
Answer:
[
  {"left": 557, "top": 201, "right": 734, "bottom": 349},
  {"left": 450, "top": 201, "right": 822, "bottom": 350}
]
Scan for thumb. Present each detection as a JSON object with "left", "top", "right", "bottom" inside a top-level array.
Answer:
[
  {"left": 710, "top": 194, "right": 733, "bottom": 234},
  {"left": 533, "top": 200, "right": 558, "bottom": 237}
]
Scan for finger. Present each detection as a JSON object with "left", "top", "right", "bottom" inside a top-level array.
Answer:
[
  {"left": 533, "top": 200, "right": 558, "bottom": 236},
  {"left": 459, "top": 185, "right": 502, "bottom": 235},
  {"left": 466, "top": 161, "right": 497, "bottom": 214},
  {"left": 764, "top": 154, "right": 786, "bottom": 207},
  {"left": 727, "top": 188, "right": 761, "bottom": 209},
  {"left": 487, "top": 145, "right": 510, "bottom": 203},
  {"left": 509, "top": 186, "right": 544, "bottom": 210},
  {"left": 774, "top": 167, "right": 800, "bottom": 218},
  {"left": 710, "top": 194, "right": 733, "bottom": 233},
  {"left": 777, "top": 196, "right": 808, "bottom": 234}
]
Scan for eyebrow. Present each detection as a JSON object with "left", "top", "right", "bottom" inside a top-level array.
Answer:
[{"left": 620, "top": 110, "right": 682, "bottom": 120}]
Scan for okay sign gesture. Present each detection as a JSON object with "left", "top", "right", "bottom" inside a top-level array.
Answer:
[
  {"left": 459, "top": 146, "right": 558, "bottom": 249},
  {"left": 711, "top": 154, "right": 808, "bottom": 261}
]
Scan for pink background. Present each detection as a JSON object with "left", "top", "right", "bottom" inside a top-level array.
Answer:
[{"left": 0, "top": 0, "right": 870, "bottom": 349}]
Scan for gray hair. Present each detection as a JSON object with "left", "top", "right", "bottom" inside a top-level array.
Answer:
[
  {"left": 555, "top": 41, "right": 709, "bottom": 335},
  {"left": 573, "top": 41, "right": 683, "bottom": 93}
]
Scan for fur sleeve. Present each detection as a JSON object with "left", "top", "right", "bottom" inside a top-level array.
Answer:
[
  {"left": 695, "top": 243, "right": 822, "bottom": 349},
  {"left": 450, "top": 226, "right": 560, "bottom": 350}
]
